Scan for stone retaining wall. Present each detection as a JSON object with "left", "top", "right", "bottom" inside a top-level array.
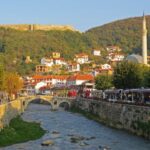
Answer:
[
  {"left": 72, "top": 98, "right": 150, "bottom": 139},
  {"left": 0, "top": 100, "right": 23, "bottom": 129}
]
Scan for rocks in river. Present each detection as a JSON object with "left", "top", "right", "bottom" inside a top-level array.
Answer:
[
  {"left": 69, "top": 134, "right": 96, "bottom": 143},
  {"left": 85, "top": 136, "right": 96, "bottom": 140},
  {"left": 51, "top": 130, "right": 61, "bottom": 139},
  {"left": 79, "top": 141, "right": 89, "bottom": 146},
  {"left": 98, "top": 145, "right": 111, "bottom": 150},
  {"left": 70, "top": 135, "right": 85, "bottom": 143},
  {"left": 52, "top": 130, "right": 60, "bottom": 134},
  {"left": 67, "top": 134, "right": 74, "bottom": 137},
  {"left": 103, "top": 147, "right": 111, "bottom": 150},
  {"left": 41, "top": 140, "right": 54, "bottom": 146}
]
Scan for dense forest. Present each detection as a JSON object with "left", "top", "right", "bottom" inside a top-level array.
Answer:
[{"left": 0, "top": 15, "right": 150, "bottom": 75}]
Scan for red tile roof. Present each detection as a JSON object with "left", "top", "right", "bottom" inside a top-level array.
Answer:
[
  {"left": 67, "top": 74, "right": 94, "bottom": 81},
  {"left": 32, "top": 75, "right": 68, "bottom": 80}
]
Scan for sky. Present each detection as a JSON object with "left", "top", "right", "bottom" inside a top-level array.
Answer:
[{"left": 0, "top": 0, "right": 150, "bottom": 32}]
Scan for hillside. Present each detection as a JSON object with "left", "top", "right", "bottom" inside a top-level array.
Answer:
[
  {"left": 0, "top": 16, "right": 150, "bottom": 75},
  {"left": 85, "top": 15, "right": 150, "bottom": 54},
  {"left": 0, "top": 29, "right": 90, "bottom": 75}
]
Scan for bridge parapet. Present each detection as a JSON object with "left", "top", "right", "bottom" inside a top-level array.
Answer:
[{"left": 20, "top": 95, "right": 76, "bottom": 110}]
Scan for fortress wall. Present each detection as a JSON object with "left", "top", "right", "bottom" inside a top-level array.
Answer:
[{"left": 0, "top": 24, "right": 75, "bottom": 31}]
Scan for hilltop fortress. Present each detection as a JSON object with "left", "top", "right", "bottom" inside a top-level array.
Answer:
[{"left": 0, "top": 24, "right": 76, "bottom": 31}]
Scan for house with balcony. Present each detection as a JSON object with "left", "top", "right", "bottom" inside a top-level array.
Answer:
[{"left": 36, "top": 65, "right": 51, "bottom": 73}]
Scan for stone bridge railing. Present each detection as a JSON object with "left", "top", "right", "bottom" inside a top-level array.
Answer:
[{"left": 21, "top": 95, "right": 76, "bottom": 110}]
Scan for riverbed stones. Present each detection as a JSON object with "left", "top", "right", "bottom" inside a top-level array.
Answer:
[
  {"left": 52, "top": 130, "right": 60, "bottom": 134},
  {"left": 98, "top": 145, "right": 111, "bottom": 150},
  {"left": 41, "top": 140, "right": 54, "bottom": 146},
  {"left": 70, "top": 135, "right": 85, "bottom": 143},
  {"left": 85, "top": 136, "right": 96, "bottom": 140},
  {"left": 79, "top": 141, "right": 89, "bottom": 146}
]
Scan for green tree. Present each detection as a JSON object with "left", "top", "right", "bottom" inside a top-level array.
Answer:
[
  {"left": 95, "top": 74, "right": 113, "bottom": 90},
  {"left": 143, "top": 68, "right": 150, "bottom": 88},
  {"left": 113, "top": 61, "right": 143, "bottom": 89}
]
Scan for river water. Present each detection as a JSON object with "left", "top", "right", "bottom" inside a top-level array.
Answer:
[{"left": 1, "top": 104, "right": 150, "bottom": 150}]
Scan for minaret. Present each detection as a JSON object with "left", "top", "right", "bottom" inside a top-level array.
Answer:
[{"left": 142, "top": 13, "right": 148, "bottom": 65}]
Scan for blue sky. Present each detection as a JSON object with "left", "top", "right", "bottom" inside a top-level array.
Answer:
[{"left": 0, "top": 0, "right": 149, "bottom": 31}]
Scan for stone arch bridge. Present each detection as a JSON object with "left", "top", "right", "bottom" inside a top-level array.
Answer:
[{"left": 20, "top": 95, "right": 75, "bottom": 110}]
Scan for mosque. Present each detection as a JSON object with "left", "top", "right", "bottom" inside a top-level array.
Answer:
[{"left": 126, "top": 14, "right": 148, "bottom": 65}]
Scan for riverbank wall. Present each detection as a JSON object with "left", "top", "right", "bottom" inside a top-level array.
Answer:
[
  {"left": 72, "top": 98, "right": 150, "bottom": 139},
  {"left": 0, "top": 100, "right": 23, "bottom": 129}
]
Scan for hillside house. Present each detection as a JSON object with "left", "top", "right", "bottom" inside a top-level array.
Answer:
[
  {"left": 36, "top": 65, "right": 51, "bottom": 73},
  {"left": 53, "top": 58, "right": 67, "bottom": 66},
  {"left": 68, "top": 63, "right": 80, "bottom": 72},
  {"left": 107, "top": 53, "right": 125, "bottom": 62},
  {"left": 52, "top": 52, "right": 61, "bottom": 59},
  {"left": 67, "top": 74, "right": 94, "bottom": 86},
  {"left": 74, "top": 53, "right": 89, "bottom": 64},
  {"left": 41, "top": 57, "right": 54, "bottom": 67},
  {"left": 92, "top": 49, "right": 101, "bottom": 56},
  {"left": 106, "top": 46, "right": 122, "bottom": 52}
]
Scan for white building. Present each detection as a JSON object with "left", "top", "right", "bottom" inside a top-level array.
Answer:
[
  {"left": 106, "top": 46, "right": 121, "bottom": 52},
  {"left": 35, "top": 81, "right": 47, "bottom": 94},
  {"left": 67, "top": 74, "right": 94, "bottom": 86},
  {"left": 32, "top": 75, "right": 68, "bottom": 89},
  {"left": 53, "top": 58, "right": 67, "bottom": 66},
  {"left": 107, "top": 53, "right": 124, "bottom": 62},
  {"left": 74, "top": 53, "right": 89, "bottom": 64},
  {"left": 92, "top": 50, "right": 101, "bottom": 56},
  {"left": 41, "top": 57, "right": 54, "bottom": 67},
  {"left": 111, "top": 54, "right": 125, "bottom": 61},
  {"left": 68, "top": 63, "right": 80, "bottom": 72},
  {"left": 52, "top": 76, "right": 68, "bottom": 87}
]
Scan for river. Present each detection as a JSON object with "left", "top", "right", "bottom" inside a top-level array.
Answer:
[{"left": 1, "top": 103, "right": 150, "bottom": 150}]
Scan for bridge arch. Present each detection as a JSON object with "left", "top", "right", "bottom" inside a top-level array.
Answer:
[
  {"left": 59, "top": 101, "right": 70, "bottom": 110},
  {"left": 22, "top": 97, "right": 53, "bottom": 110}
]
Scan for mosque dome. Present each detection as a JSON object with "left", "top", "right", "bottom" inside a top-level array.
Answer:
[{"left": 125, "top": 54, "right": 143, "bottom": 63}]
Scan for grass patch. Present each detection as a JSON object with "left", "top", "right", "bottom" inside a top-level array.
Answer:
[{"left": 0, "top": 116, "right": 46, "bottom": 147}]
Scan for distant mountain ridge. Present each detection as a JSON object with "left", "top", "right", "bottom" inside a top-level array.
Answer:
[
  {"left": 85, "top": 15, "right": 150, "bottom": 54},
  {"left": 0, "top": 24, "right": 76, "bottom": 31}
]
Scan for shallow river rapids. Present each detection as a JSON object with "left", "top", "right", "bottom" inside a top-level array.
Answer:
[{"left": 0, "top": 103, "right": 150, "bottom": 150}]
